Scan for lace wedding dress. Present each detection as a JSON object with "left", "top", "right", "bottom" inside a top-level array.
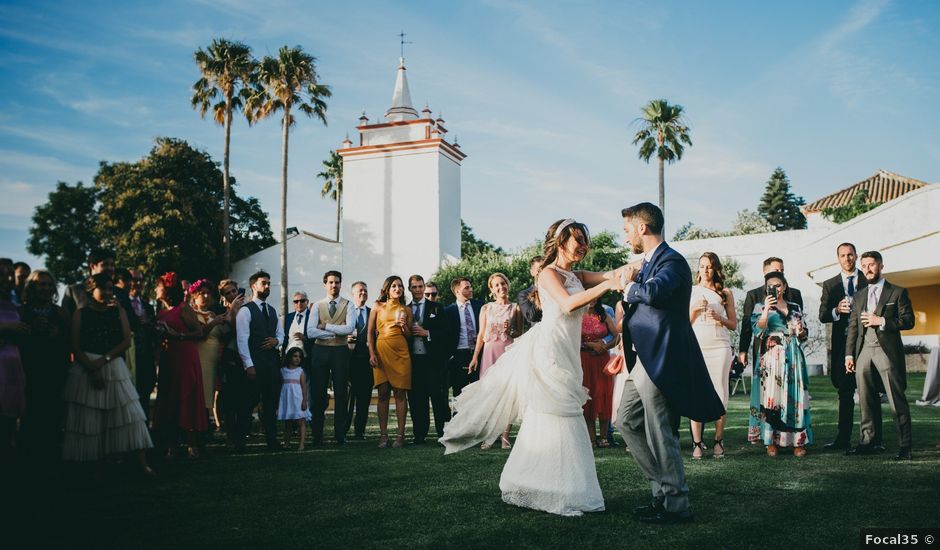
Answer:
[{"left": 440, "top": 268, "right": 605, "bottom": 516}]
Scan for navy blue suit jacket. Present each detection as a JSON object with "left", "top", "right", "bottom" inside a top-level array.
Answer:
[{"left": 622, "top": 242, "right": 725, "bottom": 422}]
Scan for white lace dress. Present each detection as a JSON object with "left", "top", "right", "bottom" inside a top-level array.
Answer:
[{"left": 440, "top": 268, "right": 604, "bottom": 516}]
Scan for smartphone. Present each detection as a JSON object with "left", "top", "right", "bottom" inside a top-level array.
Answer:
[{"left": 237, "top": 288, "right": 246, "bottom": 298}]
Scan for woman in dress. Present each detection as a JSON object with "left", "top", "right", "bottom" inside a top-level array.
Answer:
[
  {"left": 190, "top": 279, "right": 228, "bottom": 430},
  {"left": 367, "top": 275, "right": 413, "bottom": 449},
  {"left": 580, "top": 299, "right": 619, "bottom": 447},
  {"left": 747, "top": 271, "right": 813, "bottom": 457},
  {"left": 468, "top": 272, "right": 523, "bottom": 449},
  {"left": 62, "top": 273, "right": 153, "bottom": 475},
  {"left": 18, "top": 269, "right": 71, "bottom": 463},
  {"left": 441, "top": 218, "right": 626, "bottom": 517},
  {"left": 0, "top": 262, "right": 27, "bottom": 458},
  {"left": 689, "top": 252, "right": 736, "bottom": 459},
  {"left": 154, "top": 272, "right": 207, "bottom": 459}
]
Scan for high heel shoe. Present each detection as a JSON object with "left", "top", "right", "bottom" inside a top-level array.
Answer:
[
  {"left": 392, "top": 435, "right": 404, "bottom": 449},
  {"left": 691, "top": 440, "right": 706, "bottom": 460},
  {"left": 500, "top": 435, "right": 512, "bottom": 449},
  {"left": 712, "top": 438, "right": 725, "bottom": 459},
  {"left": 378, "top": 434, "right": 389, "bottom": 449},
  {"left": 766, "top": 444, "right": 778, "bottom": 457},
  {"left": 480, "top": 441, "right": 492, "bottom": 450}
]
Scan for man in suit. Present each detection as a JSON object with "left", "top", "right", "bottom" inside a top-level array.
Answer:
[
  {"left": 127, "top": 268, "right": 158, "bottom": 421},
  {"left": 303, "top": 270, "right": 356, "bottom": 446},
  {"left": 845, "top": 250, "right": 915, "bottom": 460},
  {"left": 617, "top": 202, "right": 725, "bottom": 525},
  {"left": 443, "top": 277, "right": 484, "bottom": 400},
  {"left": 234, "top": 270, "right": 285, "bottom": 451},
  {"left": 424, "top": 281, "right": 440, "bottom": 302},
  {"left": 738, "top": 257, "right": 803, "bottom": 369},
  {"left": 283, "top": 291, "right": 313, "bottom": 358},
  {"left": 406, "top": 275, "right": 448, "bottom": 443},
  {"left": 818, "top": 243, "right": 868, "bottom": 450},
  {"left": 345, "top": 281, "right": 372, "bottom": 439}
]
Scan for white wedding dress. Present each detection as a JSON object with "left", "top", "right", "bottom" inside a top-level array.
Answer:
[{"left": 440, "top": 268, "right": 605, "bottom": 516}]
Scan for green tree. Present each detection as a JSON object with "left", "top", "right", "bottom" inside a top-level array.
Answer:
[
  {"left": 461, "top": 220, "right": 504, "bottom": 257},
  {"left": 673, "top": 209, "right": 774, "bottom": 241},
  {"left": 632, "top": 99, "right": 692, "bottom": 217},
  {"left": 251, "top": 45, "right": 331, "bottom": 315},
  {"left": 27, "top": 181, "right": 100, "bottom": 284},
  {"left": 192, "top": 38, "right": 258, "bottom": 276},
  {"left": 822, "top": 188, "right": 882, "bottom": 223},
  {"left": 318, "top": 150, "right": 343, "bottom": 241},
  {"left": 758, "top": 167, "right": 807, "bottom": 230}
]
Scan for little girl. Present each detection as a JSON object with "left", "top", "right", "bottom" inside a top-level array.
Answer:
[{"left": 277, "top": 346, "right": 311, "bottom": 451}]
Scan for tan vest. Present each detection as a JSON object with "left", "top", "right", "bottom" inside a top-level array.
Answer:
[{"left": 316, "top": 297, "right": 350, "bottom": 347}]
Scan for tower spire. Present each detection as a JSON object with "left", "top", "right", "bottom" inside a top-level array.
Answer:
[{"left": 385, "top": 43, "right": 419, "bottom": 121}]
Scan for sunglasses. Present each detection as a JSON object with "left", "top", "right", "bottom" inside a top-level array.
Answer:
[
  {"left": 424, "top": 292, "right": 438, "bottom": 297},
  {"left": 293, "top": 299, "right": 308, "bottom": 303}
]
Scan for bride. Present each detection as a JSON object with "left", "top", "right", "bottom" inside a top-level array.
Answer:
[{"left": 440, "top": 218, "right": 625, "bottom": 516}]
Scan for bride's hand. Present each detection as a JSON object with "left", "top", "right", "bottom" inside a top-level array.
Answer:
[{"left": 609, "top": 276, "right": 626, "bottom": 292}]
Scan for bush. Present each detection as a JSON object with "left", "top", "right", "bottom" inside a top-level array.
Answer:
[{"left": 903, "top": 343, "right": 929, "bottom": 355}]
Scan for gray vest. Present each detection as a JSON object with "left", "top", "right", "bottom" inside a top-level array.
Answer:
[
  {"left": 245, "top": 301, "right": 279, "bottom": 369},
  {"left": 864, "top": 324, "right": 881, "bottom": 347}
]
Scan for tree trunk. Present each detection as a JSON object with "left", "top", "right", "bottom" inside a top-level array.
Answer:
[
  {"left": 658, "top": 156, "right": 666, "bottom": 228},
  {"left": 335, "top": 192, "right": 341, "bottom": 241},
  {"left": 280, "top": 107, "right": 290, "bottom": 317},
  {"left": 222, "top": 92, "right": 233, "bottom": 276}
]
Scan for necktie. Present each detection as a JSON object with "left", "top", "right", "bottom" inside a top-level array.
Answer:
[
  {"left": 867, "top": 286, "right": 878, "bottom": 312},
  {"left": 413, "top": 302, "right": 422, "bottom": 323},
  {"left": 261, "top": 302, "right": 269, "bottom": 319},
  {"left": 463, "top": 304, "right": 476, "bottom": 343},
  {"left": 356, "top": 308, "right": 365, "bottom": 331},
  {"left": 329, "top": 300, "right": 337, "bottom": 317},
  {"left": 296, "top": 312, "right": 303, "bottom": 327},
  {"left": 847, "top": 275, "right": 855, "bottom": 297},
  {"left": 637, "top": 259, "right": 649, "bottom": 283}
]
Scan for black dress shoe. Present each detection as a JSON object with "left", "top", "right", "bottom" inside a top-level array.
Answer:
[
  {"left": 335, "top": 438, "right": 347, "bottom": 446},
  {"left": 872, "top": 444, "right": 886, "bottom": 453},
  {"left": 411, "top": 438, "right": 427, "bottom": 445},
  {"left": 353, "top": 434, "right": 365, "bottom": 440},
  {"left": 846, "top": 444, "right": 874, "bottom": 456},
  {"left": 894, "top": 447, "right": 912, "bottom": 460},
  {"left": 823, "top": 440, "right": 850, "bottom": 450},
  {"left": 638, "top": 509, "right": 694, "bottom": 525},
  {"left": 633, "top": 498, "right": 665, "bottom": 518}
]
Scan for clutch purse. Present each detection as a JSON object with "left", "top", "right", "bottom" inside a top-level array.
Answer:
[{"left": 603, "top": 354, "right": 625, "bottom": 376}]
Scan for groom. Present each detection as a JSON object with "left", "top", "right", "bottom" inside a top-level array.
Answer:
[{"left": 617, "top": 202, "right": 725, "bottom": 524}]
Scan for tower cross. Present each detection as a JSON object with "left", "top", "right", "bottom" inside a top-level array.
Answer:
[{"left": 399, "top": 31, "right": 412, "bottom": 59}]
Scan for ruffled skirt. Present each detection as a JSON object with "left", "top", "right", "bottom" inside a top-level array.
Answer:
[{"left": 62, "top": 353, "right": 153, "bottom": 461}]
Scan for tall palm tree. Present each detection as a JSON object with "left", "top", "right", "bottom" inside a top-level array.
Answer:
[
  {"left": 631, "top": 99, "right": 692, "bottom": 217},
  {"left": 191, "top": 38, "right": 258, "bottom": 276},
  {"left": 318, "top": 150, "right": 343, "bottom": 241},
  {"left": 250, "top": 45, "right": 331, "bottom": 315}
]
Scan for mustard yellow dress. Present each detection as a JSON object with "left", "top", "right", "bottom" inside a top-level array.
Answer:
[{"left": 373, "top": 302, "right": 412, "bottom": 390}]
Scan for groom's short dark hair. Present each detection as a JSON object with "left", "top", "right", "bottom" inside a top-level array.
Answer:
[{"left": 621, "top": 202, "right": 664, "bottom": 235}]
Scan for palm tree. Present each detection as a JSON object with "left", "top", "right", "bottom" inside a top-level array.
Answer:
[
  {"left": 250, "top": 45, "right": 331, "bottom": 315},
  {"left": 631, "top": 99, "right": 692, "bottom": 217},
  {"left": 318, "top": 150, "right": 343, "bottom": 241},
  {"left": 191, "top": 38, "right": 258, "bottom": 276}
]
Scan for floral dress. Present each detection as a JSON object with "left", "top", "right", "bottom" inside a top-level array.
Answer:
[{"left": 747, "top": 303, "right": 814, "bottom": 448}]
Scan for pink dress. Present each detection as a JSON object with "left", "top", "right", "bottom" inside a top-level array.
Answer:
[
  {"left": 155, "top": 304, "right": 207, "bottom": 432},
  {"left": 580, "top": 312, "right": 613, "bottom": 420},
  {"left": 0, "top": 301, "right": 26, "bottom": 417},
  {"left": 478, "top": 303, "right": 516, "bottom": 379}
]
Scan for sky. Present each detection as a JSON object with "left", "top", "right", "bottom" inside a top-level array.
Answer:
[{"left": 2, "top": 0, "right": 939, "bottom": 267}]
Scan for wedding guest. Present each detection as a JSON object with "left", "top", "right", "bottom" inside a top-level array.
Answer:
[
  {"left": 304, "top": 271, "right": 356, "bottom": 446},
  {"left": 468, "top": 273, "right": 523, "bottom": 449},
  {"left": 278, "top": 343, "right": 310, "bottom": 451},
  {"left": 406, "top": 275, "right": 447, "bottom": 444},
  {"left": 424, "top": 282, "right": 440, "bottom": 302},
  {"left": 128, "top": 269, "right": 158, "bottom": 421},
  {"left": 191, "top": 279, "right": 229, "bottom": 429},
  {"left": 155, "top": 272, "right": 207, "bottom": 459},
  {"left": 234, "top": 271, "right": 284, "bottom": 451},
  {"left": 444, "top": 278, "right": 483, "bottom": 398},
  {"left": 12, "top": 261, "right": 30, "bottom": 305},
  {"left": 62, "top": 273, "right": 153, "bottom": 476},
  {"left": 18, "top": 269, "right": 70, "bottom": 463},
  {"left": 689, "top": 253, "right": 736, "bottom": 459},
  {"left": 819, "top": 243, "right": 867, "bottom": 450},
  {"left": 345, "top": 282, "right": 372, "bottom": 440},
  {"left": 516, "top": 256, "right": 543, "bottom": 329},
  {"left": 216, "top": 279, "right": 246, "bottom": 446},
  {"left": 283, "top": 291, "right": 311, "bottom": 354},
  {"left": 62, "top": 248, "right": 117, "bottom": 317},
  {"left": 845, "top": 251, "right": 915, "bottom": 460},
  {"left": 579, "top": 298, "right": 619, "bottom": 448},
  {"left": 738, "top": 257, "right": 803, "bottom": 370},
  {"left": 0, "top": 263, "right": 27, "bottom": 457},
  {"left": 747, "top": 271, "right": 812, "bottom": 457},
  {"left": 367, "top": 275, "right": 413, "bottom": 448}
]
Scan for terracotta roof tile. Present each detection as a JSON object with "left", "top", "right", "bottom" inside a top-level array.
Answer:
[{"left": 802, "top": 169, "right": 928, "bottom": 213}]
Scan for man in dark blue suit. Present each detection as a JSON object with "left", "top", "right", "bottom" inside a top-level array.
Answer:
[
  {"left": 617, "top": 203, "right": 724, "bottom": 525},
  {"left": 442, "top": 277, "right": 484, "bottom": 401}
]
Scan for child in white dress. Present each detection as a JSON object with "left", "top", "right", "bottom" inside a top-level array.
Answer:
[{"left": 277, "top": 346, "right": 310, "bottom": 451}]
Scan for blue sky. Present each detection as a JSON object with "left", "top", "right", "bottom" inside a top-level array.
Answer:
[{"left": 2, "top": 0, "right": 939, "bottom": 267}]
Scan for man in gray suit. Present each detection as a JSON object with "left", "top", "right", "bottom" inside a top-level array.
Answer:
[{"left": 845, "top": 250, "right": 915, "bottom": 460}]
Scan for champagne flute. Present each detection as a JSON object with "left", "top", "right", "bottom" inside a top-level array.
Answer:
[{"left": 395, "top": 309, "right": 405, "bottom": 330}]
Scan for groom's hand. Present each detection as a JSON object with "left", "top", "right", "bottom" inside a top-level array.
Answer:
[{"left": 622, "top": 263, "right": 641, "bottom": 285}]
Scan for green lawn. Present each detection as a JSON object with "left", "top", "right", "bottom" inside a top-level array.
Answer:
[{"left": 13, "top": 375, "right": 940, "bottom": 549}]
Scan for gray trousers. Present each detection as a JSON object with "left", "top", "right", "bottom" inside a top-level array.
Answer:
[
  {"left": 616, "top": 361, "right": 690, "bottom": 513},
  {"left": 856, "top": 346, "right": 912, "bottom": 447}
]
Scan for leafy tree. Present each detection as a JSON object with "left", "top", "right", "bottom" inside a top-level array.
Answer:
[
  {"left": 632, "top": 99, "right": 692, "bottom": 217},
  {"left": 192, "top": 38, "right": 258, "bottom": 275},
  {"left": 461, "top": 220, "right": 504, "bottom": 257},
  {"left": 230, "top": 194, "right": 277, "bottom": 262},
  {"left": 758, "top": 167, "right": 806, "bottom": 230},
  {"left": 251, "top": 45, "right": 331, "bottom": 315},
  {"left": 27, "top": 181, "right": 101, "bottom": 284},
  {"left": 318, "top": 150, "right": 343, "bottom": 241},
  {"left": 822, "top": 188, "right": 882, "bottom": 223},
  {"left": 673, "top": 209, "right": 774, "bottom": 241},
  {"left": 434, "top": 231, "right": 628, "bottom": 308},
  {"left": 672, "top": 222, "right": 723, "bottom": 241}
]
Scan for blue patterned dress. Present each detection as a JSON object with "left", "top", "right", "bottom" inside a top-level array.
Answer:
[{"left": 747, "top": 303, "right": 814, "bottom": 448}]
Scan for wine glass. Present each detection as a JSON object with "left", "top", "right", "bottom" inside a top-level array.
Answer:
[{"left": 395, "top": 309, "right": 405, "bottom": 330}]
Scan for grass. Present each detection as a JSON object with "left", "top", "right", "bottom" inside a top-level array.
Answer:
[{"left": 10, "top": 374, "right": 940, "bottom": 549}]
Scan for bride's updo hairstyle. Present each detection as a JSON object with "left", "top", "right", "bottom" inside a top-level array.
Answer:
[{"left": 531, "top": 218, "right": 591, "bottom": 309}]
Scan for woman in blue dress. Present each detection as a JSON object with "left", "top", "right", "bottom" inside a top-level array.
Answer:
[{"left": 747, "top": 271, "right": 814, "bottom": 457}]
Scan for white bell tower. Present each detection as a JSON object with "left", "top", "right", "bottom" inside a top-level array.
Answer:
[{"left": 339, "top": 57, "right": 466, "bottom": 293}]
